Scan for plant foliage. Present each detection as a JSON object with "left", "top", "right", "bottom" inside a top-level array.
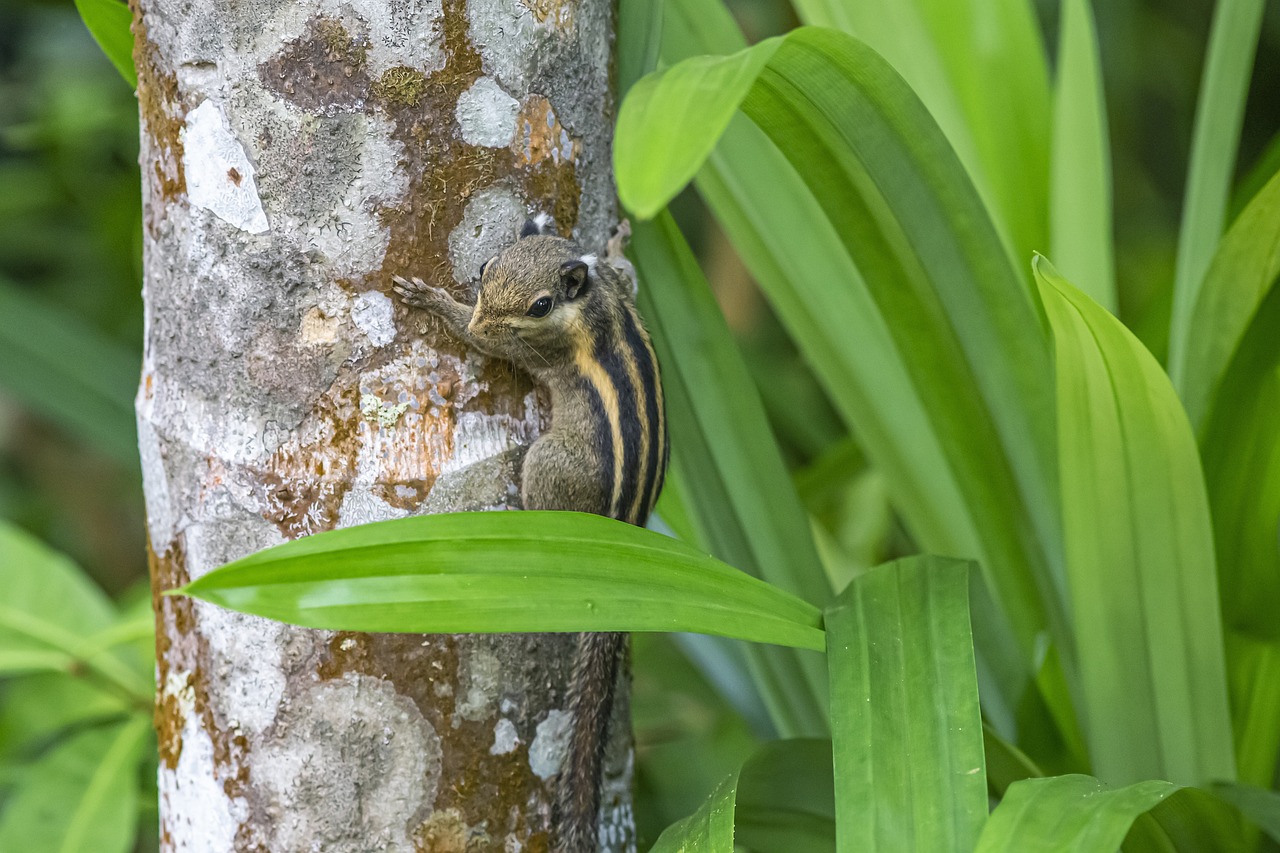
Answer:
[{"left": 6, "top": 0, "right": 1278, "bottom": 850}]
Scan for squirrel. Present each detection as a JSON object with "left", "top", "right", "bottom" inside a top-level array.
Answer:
[{"left": 393, "top": 214, "right": 668, "bottom": 853}]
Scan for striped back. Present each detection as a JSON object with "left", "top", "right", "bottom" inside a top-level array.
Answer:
[{"left": 571, "top": 300, "right": 667, "bottom": 527}]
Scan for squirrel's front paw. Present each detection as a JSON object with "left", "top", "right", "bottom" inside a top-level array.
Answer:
[{"left": 392, "top": 275, "right": 456, "bottom": 312}]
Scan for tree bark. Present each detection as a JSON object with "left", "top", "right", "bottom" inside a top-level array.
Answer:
[{"left": 131, "top": 1, "right": 629, "bottom": 849}]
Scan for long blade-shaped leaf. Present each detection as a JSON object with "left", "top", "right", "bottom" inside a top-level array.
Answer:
[
  {"left": 176, "top": 511, "right": 825, "bottom": 651},
  {"left": 1180, "top": 171, "right": 1280, "bottom": 641},
  {"left": 0, "top": 717, "right": 149, "bottom": 853},
  {"left": 0, "top": 523, "right": 149, "bottom": 701},
  {"left": 650, "top": 738, "right": 834, "bottom": 853},
  {"left": 1129, "top": 786, "right": 1248, "bottom": 852},
  {"left": 1050, "top": 0, "right": 1116, "bottom": 312},
  {"left": 1036, "top": 256, "right": 1234, "bottom": 786},
  {"left": 72, "top": 0, "right": 137, "bottom": 87},
  {"left": 1227, "top": 635, "right": 1280, "bottom": 789},
  {"left": 735, "top": 739, "right": 835, "bottom": 853},
  {"left": 1180, "top": 169, "right": 1280, "bottom": 432},
  {"left": 633, "top": 213, "right": 831, "bottom": 736},
  {"left": 631, "top": 19, "right": 1068, "bottom": 726},
  {"left": 976, "top": 775, "right": 1176, "bottom": 853},
  {"left": 790, "top": 0, "right": 1050, "bottom": 272},
  {"left": 1169, "top": 0, "right": 1266, "bottom": 380},
  {"left": 0, "top": 278, "right": 139, "bottom": 466},
  {"left": 826, "top": 556, "right": 986, "bottom": 852},
  {"left": 618, "top": 0, "right": 664, "bottom": 96},
  {"left": 1213, "top": 782, "right": 1280, "bottom": 843}
]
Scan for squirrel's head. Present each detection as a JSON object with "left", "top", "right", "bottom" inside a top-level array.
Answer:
[{"left": 466, "top": 218, "right": 601, "bottom": 362}]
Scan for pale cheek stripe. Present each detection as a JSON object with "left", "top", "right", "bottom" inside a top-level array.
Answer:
[{"left": 575, "top": 345, "right": 626, "bottom": 519}]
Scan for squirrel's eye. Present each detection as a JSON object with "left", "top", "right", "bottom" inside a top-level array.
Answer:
[{"left": 527, "top": 296, "right": 553, "bottom": 318}]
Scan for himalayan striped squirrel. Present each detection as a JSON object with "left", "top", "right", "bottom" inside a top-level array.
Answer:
[{"left": 393, "top": 215, "right": 668, "bottom": 853}]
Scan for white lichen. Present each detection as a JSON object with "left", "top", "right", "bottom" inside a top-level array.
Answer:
[
  {"left": 254, "top": 674, "right": 442, "bottom": 853},
  {"left": 181, "top": 100, "right": 270, "bottom": 234},
  {"left": 456, "top": 647, "right": 501, "bottom": 722},
  {"left": 447, "top": 185, "right": 528, "bottom": 285},
  {"left": 490, "top": 718, "right": 519, "bottom": 755},
  {"left": 528, "top": 709, "right": 572, "bottom": 780},
  {"left": 351, "top": 291, "right": 396, "bottom": 346},
  {"left": 456, "top": 77, "right": 521, "bottom": 148}
]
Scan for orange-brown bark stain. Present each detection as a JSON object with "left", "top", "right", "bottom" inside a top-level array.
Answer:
[
  {"left": 150, "top": 535, "right": 256, "bottom": 845},
  {"left": 130, "top": 4, "right": 186, "bottom": 221},
  {"left": 149, "top": 535, "right": 190, "bottom": 772}
]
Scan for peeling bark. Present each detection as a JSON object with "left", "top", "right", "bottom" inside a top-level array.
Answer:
[{"left": 132, "top": 1, "right": 630, "bottom": 849}]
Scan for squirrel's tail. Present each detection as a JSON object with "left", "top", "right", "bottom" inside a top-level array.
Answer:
[{"left": 554, "top": 631, "right": 625, "bottom": 853}]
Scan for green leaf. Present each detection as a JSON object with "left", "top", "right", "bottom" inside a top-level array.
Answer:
[
  {"left": 1211, "top": 782, "right": 1280, "bottom": 843},
  {"left": 1179, "top": 169, "right": 1280, "bottom": 432},
  {"left": 0, "top": 717, "right": 149, "bottom": 853},
  {"left": 618, "top": 0, "right": 665, "bottom": 96},
  {"left": 0, "top": 278, "right": 139, "bottom": 466},
  {"left": 642, "top": 16, "right": 1067, "bottom": 727},
  {"left": 631, "top": 633, "right": 762, "bottom": 843},
  {"left": 617, "top": 38, "right": 784, "bottom": 219},
  {"left": 825, "top": 556, "right": 986, "bottom": 852},
  {"left": 734, "top": 739, "right": 835, "bottom": 853},
  {"left": 177, "top": 511, "right": 825, "bottom": 651},
  {"left": 1168, "top": 0, "right": 1266, "bottom": 379},
  {"left": 72, "top": 0, "right": 137, "bottom": 88},
  {"left": 789, "top": 0, "right": 1050, "bottom": 271},
  {"left": 1035, "top": 256, "right": 1235, "bottom": 787},
  {"left": 976, "top": 775, "right": 1176, "bottom": 853},
  {"left": 983, "top": 721, "right": 1043, "bottom": 798},
  {"left": 633, "top": 213, "right": 831, "bottom": 736},
  {"left": 1180, "top": 170, "right": 1280, "bottom": 641},
  {"left": 1049, "top": 0, "right": 1116, "bottom": 312},
  {"left": 0, "top": 651, "right": 72, "bottom": 677},
  {"left": 0, "top": 523, "right": 149, "bottom": 704},
  {"left": 1230, "top": 129, "right": 1280, "bottom": 223},
  {"left": 0, "top": 522, "right": 116, "bottom": 651},
  {"left": 649, "top": 738, "right": 833, "bottom": 853},
  {"left": 0, "top": 675, "right": 133, "bottom": 763},
  {"left": 1226, "top": 634, "right": 1280, "bottom": 789},
  {"left": 650, "top": 768, "right": 735, "bottom": 853},
  {"left": 1128, "top": 786, "right": 1247, "bottom": 852}
]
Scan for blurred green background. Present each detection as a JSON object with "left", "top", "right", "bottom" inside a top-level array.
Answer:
[{"left": 0, "top": 0, "right": 1277, "bottom": 846}]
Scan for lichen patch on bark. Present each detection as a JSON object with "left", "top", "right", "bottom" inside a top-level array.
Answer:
[
  {"left": 315, "top": 632, "right": 576, "bottom": 850},
  {"left": 139, "top": 0, "right": 627, "bottom": 848},
  {"left": 373, "top": 0, "right": 582, "bottom": 300}
]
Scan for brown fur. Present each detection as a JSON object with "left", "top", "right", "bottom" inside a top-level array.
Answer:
[{"left": 394, "top": 219, "right": 666, "bottom": 853}]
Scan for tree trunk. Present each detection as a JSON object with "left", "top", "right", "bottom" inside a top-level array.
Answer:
[{"left": 131, "top": 1, "right": 629, "bottom": 849}]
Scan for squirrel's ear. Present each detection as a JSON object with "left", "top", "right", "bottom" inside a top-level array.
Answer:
[
  {"left": 479, "top": 256, "right": 495, "bottom": 278},
  {"left": 560, "top": 260, "right": 589, "bottom": 299}
]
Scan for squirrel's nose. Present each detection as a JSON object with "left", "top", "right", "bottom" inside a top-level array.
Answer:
[{"left": 467, "top": 316, "right": 486, "bottom": 336}]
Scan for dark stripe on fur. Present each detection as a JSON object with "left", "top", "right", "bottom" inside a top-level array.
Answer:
[
  {"left": 620, "top": 307, "right": 662, "bottom": 524},
  {"left": 594, "top": 319, "right": 643, "bottom": 523},
  {"left": 580, "top": 376, "right": 615, "bottom": 512}
]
